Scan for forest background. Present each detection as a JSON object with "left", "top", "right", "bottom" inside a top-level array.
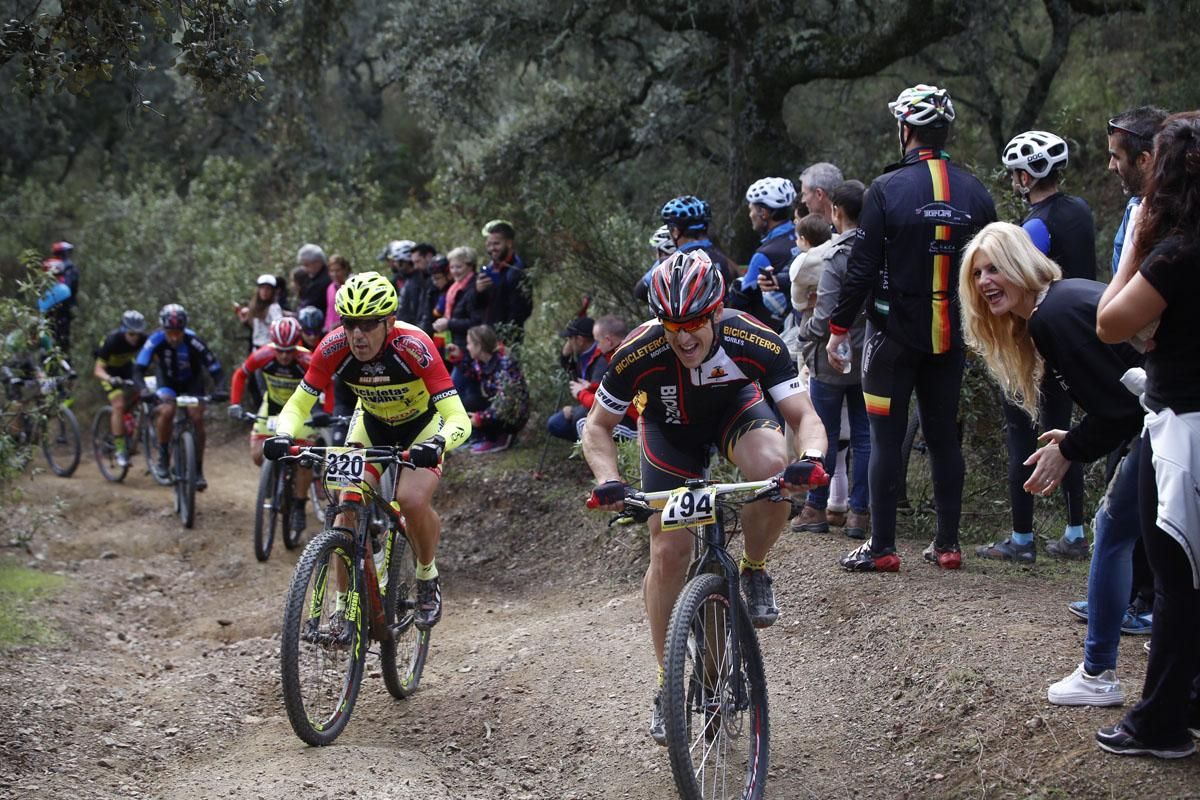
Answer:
[{"left": 1, "top": 0, "right": 1196, "bottom": 510}]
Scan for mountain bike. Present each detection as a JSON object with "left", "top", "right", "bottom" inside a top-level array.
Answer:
[
  {"left": 240, "top": 411, "right": 347, "bottom": 562},
  {"left": 3, "top": 374, "right": 81, "bottom": 477},
  {"left": 91, "top": 379, "right": 152, "bottom": 483},
  {"left": 593, "top": 473, "right": 806, "bottom": 800},
  {"left": 162, "top": 391, "right": 226, "bottom": 528},
  {"left": 278, "top": 444, "right": 430, "bottom": 746}
]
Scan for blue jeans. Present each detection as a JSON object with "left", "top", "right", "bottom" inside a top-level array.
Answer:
[
  {"left": 452, "top": 364, "right": 486, "bottom": 413},
  {"left": 547, "top": 405, "right": 584, "bottom": 441},
  {"left": 806, "top": 378, "right": 870, "bottom": 512},
  {"left": 1084, "top": 437, "right": 1142, "bottom": 674}
]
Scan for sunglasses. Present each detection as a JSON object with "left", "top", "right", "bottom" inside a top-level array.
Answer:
[
  {"left": 1107, "top": 118, "right": 1153, "bottom": 146},
  {"left": 342, "top": 317, "right": 387, "bottom": 333},
  {"left": 661, "top": 314, "right": 712, "bottom": 334}
]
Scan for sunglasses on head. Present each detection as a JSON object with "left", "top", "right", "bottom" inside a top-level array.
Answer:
[
  {"left": 661, "top": 314, "right": 712, "bottom": 334},
  {"left": 1107, "top": 117, "right": 1151, "bottom": 143},
  {"left": 342, "top": 317, "right": 387, "bottom": 333}
]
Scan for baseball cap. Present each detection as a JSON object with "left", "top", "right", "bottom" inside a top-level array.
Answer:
[
  {"left": 257, "top": 274, "right": 277, "bottom": 286},
  {"left": 560, "top": 317, "right": 595, "bottom": 338}
]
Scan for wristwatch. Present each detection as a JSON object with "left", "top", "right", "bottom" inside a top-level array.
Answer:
[{"left": 801, "top": 448, "right": 825, "bottom": 464}]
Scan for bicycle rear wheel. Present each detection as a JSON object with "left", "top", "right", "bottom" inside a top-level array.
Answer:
[
  {"left": 253, "top": 461, "right": 280, "bottom": 561},
  {"left": 380, "top": 527, "right": 430, "bottom": 699},
  {"left": 280, "top": 529, "right": 366, "bottom": 746},
  {"left": 92, "top": 407, "right": 129, "bottom": 483},
  {"left": 664, "top": 572, "right": 769, "bottom": 800},
  {"left": 281, "top": 465, "right": 302, "bottom": 550},
  {"left": 175, "top": 431, "right": 197, "bottom": 528},
  {"left": 42, "top": 405, "right": 81, "bottom": 477}
]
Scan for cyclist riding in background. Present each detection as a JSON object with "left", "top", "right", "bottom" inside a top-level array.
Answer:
[
  {"left": 296, "top": 306, "right": 325, "bottom": 351},
  {"left": 93, "top": 310, "right": 149, "bottom": 468},
  {"left": 133, "top": 304, "right": 224, "bottom": 489},
  {"left": 229, "top": 317, "right": 327, "bottom": 533},
  {"left": 263, "top": 271, "right": 472, "bottom": 630},
  {"left": 582, "top": 249, "right": 828, "bottom": 745}
]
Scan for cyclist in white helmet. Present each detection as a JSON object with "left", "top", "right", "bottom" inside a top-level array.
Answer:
[
  {"left": 633, "top": 225, "right": 680, "bottom": 302},
  {"left": 737, "top": 176, "right": 797, "bottom": 333}
]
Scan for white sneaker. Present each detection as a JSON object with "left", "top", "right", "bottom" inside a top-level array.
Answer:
[{"left": 1047, "top": 663, "right": 1125, "bottom": 707}]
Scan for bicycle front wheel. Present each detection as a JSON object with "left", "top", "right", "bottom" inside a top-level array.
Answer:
[
  {"left": 91, "top": 407, "right": 129, "bottom": 483},
  {"left": 380, "top": 527, "right": 430, "bottom": 699},
  {"left": 175, "top": 431, "right": 197, "bottom": 528},
  {"left": 253, "top": 460, "right": 280, "bottom": 561},
  {"left": 664, "top": 572, "right": 769, "bottom": 800},
  {"left": 280, "top": 529, "right": 366, "bottom": 746},
  {"left": 280, "top": 465, "right": 301, "bottom": 550},
  {"left": 42, "top": 405, "right": 81, "bottom": 477}
]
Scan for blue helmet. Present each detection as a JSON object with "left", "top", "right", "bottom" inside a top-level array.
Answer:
[
  {"left": 297, "top": 305, "right": 325, "bottom": 333},
  {"left": 660, "top": 195, "right": 711, "bottom": 233}
]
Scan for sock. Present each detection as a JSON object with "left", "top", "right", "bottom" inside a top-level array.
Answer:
[
  {"left": 114, "top": 434, "right": 126, "bottom": 453},
  {"left": 739, "top": 555, "right": 767, "bottom": 572},
  {"left": 1064, "top": 524, "right": 1085, "bottom": 542},
  {"left": 415, "top": 560, "right": 438, "bottom": 580},
  {"left": 1010, "top": 531, "right": 1034, "bottom": 546}
]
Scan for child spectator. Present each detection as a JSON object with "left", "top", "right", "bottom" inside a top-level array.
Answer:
[{"left": 463, "top": 324, "right": 529, "bottom": 454}]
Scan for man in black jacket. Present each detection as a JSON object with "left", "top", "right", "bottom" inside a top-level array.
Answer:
[{"left": 475, "top": 220, "right": 533, "bottom": 341}]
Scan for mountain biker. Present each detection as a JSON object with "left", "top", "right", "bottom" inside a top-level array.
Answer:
[
  {"left": 827, "top": 83, "right": 997, "bottom": 572},
  {"left": 657, "top": 195, "right": 738, "bottom": 298},
  {"left": 581, "top": 249, "right": 828, "bottom": 745},
  {"left": 296, "top": 305, "right": 325, "bottom": 350},
  {"left": 228, "top": 317, "right": 327, "bottom": 533},
  {"left": 263, "top": 271, "right": 472, "bottom": 631},
  {"left": 737, "top": 176, "right": 798, "bottom": 333},
  {"left": 133, "top": 304, "right": 225, "bottom": 489},
  {"left": 93, "top": 310, "right": 149, "bottom": 468},
  {"left": 632, "top": 226, "right": 678, "bottom": 302}
]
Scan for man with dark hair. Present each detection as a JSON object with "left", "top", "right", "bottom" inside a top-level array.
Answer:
[
  {"left": 412, "top": 243, "right": 437, "bottom": 275},
  {"left": 1106, "top": 106, "right": 1170, "bottom": 274},
  {"left": 827, "top": 84, "right": 997, "bottom": 573},
  {"left": 475, "top": 219, "right": 532, "bottom": 337}
]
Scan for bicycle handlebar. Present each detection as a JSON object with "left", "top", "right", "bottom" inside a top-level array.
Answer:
[
  {"left": 586, "top": 476, "right": 783, "bottom": 513},
  {"left": 280, "top": 443, "right": 415, "bottom": 469}
]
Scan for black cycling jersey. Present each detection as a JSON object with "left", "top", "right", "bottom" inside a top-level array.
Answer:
[
  {"left": 1023, "top": 193, "right": 1097, "bottom": 281},
  {"left": 94, "top": 330, "right": 146, "bottom": 380},
  {"left": 1028, "top": 279, "right": 1144, "bottom": 462},
  {"left": 831, "top": 148, "right": 997, "bottom": 354},
  {"left": 595, "top": 309, "right": 802, "bottom": 427}
]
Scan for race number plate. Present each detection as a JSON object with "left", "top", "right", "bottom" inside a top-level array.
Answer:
[
  {"left": 322, "top": 447, "right": 367, "bottom": 491},
  {"left": 660, "top": 486, "right": 717, "bottom": 531}
]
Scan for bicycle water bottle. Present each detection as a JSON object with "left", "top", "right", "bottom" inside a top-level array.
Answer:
[{"left": 835, "top": 341, "right": 853, "bottom": 374}]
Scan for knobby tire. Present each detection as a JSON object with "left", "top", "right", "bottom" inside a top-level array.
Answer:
[
  {"left": 280, "top": 529, "right": 365, "bottom": 746},
  {"left": 253, "top": 460, "right": 278, "bottom": 561},
  {"left": 380, "top": 527, "right": 430, "bottom": 699},
  {"left": 281, "top": 464, "right": 301, "bottom": 550},
  {"left": 664, "top": 572, "right": 769, "bottom": 800},
  {"left": 176, "top": 431, "right": 197, "bottom": 528},
  {"left": 42, "top": 404, "right": 81, "bottom": 477}
]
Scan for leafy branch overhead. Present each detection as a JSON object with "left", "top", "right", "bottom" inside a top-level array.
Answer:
[{"left": 0, "top": 0, "right": 278, "bottom": 101}]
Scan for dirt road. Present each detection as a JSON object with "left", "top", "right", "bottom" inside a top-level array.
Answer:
[{"left": 2, "top": 436, "right": 1197, "bottom": 799}]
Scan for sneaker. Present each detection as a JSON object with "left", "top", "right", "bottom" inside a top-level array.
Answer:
[
  {"left": 739, "top": 568, "right": 779, "bottom": 628},
  {"left": 839, "top": 541, "right": 900, "bottom": 572},
  {"left": 789, "top": 503, "right": 828, "bottom": 533},
  {"left": 923, "top": 542, "right": 962, "bottom": 570},
  {"left": 289, "top": 503, "right": 307, "bottom": 534},
  {"left": 414, "top": 576, "right": 442, "bottom": 630},
  {"left": 649, "top": 690, "right": 667, "bottom": 746},
  {"left": 195, "top": 472, "right": 208, "bottom": 492},
  {"left": 1096, "top": 723, "right": 1195, "bottom": 759},
  {"left": 844, "top": 510, "right": 870, "bottom": 540},
  {"left": 469, "top": 435, "right": 512, "bottom": 454},
  {"left": 1144, "top": 640, "right": 1150, "bottom": 655},
  {"left": 1046, "top": 533, "right": 1090, "bottom": 560},
  {"left": 1068, "top": 600, "right": 1088, "bottom": 621},
  {"left": 115, "top": 448, "right": 129, "bottom": 468},
  {"left": 1120, "top": 608, "right": 1153, "bottom": 635},
  {"left": 155, "top": 450, "right": 170, "bottom": 480},
  {"left": 826, "top": 507, "right": 848, "bottom": 528},
  {"left": 1048, "top": 663, "right": 1125, "bottom": 707},
  {"left": 974, "top": 537, "right": 1035, "bottom": 564}
]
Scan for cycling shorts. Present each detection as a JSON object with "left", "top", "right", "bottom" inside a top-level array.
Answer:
[
  {"left": 252, "top": 397, "right": 315, "bottom": 443},
  {"left": 639, "top": 383, "right": 780, "bottom": 493},
  {"left": 155, "top": 375, "right": 207, "bottom": 402},
  {"left": 346, "top": 401, "right": 444, "bottom": 481}
]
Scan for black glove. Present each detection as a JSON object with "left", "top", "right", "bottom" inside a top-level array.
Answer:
[
  {"left": 589, "top": 480, "right": 630, "bottom": 507},
  {"left": 262, "top": 435, "right": 293, "bottom": 461},
  {"left": 409, "top": 435, "right": 446, "bottom": 468},
  {"left": 227, "top": 405, "right": 245, "bottom": 421},
  {"left": 782, "top": 458, "right": 829, "bottom": 490},
  {"left": 308, "top": 411, "right": 332, "bottom": 428}
]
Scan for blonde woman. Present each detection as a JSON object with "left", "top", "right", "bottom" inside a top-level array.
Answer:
[{"left": 959, "top": 220, "right": 1144, "bottom": 707}]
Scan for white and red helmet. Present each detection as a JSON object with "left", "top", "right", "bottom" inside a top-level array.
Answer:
[
  {"left": 648, "top": 250, "right": 725, "bottom": 323},
  {"left": 270, "top": 317, "right": 303, "bottom": 350}
]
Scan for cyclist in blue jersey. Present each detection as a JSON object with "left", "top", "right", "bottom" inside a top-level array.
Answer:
[
  {"left": 133, "top": 304, "right": 224, "bottom": 488},
  {"left": 656, "top": 195, "right": 738, "bottom": 297},
  {"left": 737, "top": 177, "right": 798, "bottom": 332}
]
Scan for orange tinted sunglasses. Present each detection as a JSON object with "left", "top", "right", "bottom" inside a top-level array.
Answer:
[{"left": 661, "top": 314, "right": 712, "bottom": 334}]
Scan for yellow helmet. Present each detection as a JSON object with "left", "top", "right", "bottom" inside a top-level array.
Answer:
[{"left": 335, "top": 271, "right": 398, "bottom": 318}]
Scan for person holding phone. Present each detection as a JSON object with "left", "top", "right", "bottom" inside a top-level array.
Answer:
[
  {"left": 737, "top": 177, "right": 797, "bottom": 333},
  {"left": 474, "top": 220, "right": 532, "bottom": 341}
]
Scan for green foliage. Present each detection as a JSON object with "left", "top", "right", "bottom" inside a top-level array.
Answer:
[{"left": 0, "top": 560, "right": 67, "bottom": 649}]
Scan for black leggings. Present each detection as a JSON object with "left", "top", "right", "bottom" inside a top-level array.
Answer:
[
  {"left": 1123, "top": 431, "right": 1200, "bottom": 745},
  {"left": 861, "top": 322, "right": 965, "bottom": 550},
  {"left": 1002, "top": 375, "right": 1084, "bottom": 533}
]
